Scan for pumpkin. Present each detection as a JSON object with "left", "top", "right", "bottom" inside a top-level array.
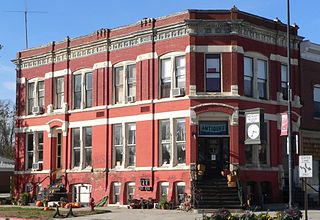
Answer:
[
  {"left": 43, "top": 207, "right": 50, "bottom": 211},
  {"left": 36, "top": 201, "right": 43, "bottom": 207},
  {"left": 65, "top": 203, "right": 72, "bottom": 208},
  {"left": 74, "top": 202, "right": 81, "bottom": 208}
]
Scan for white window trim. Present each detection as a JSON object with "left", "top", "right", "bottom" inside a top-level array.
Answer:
[
  {"left": 159, "top": 118, "right": 186, "bottom": 167},
  {"left": 244, "top": 52, "right": 269, "bottom": 100},
  {"left": 26, "top": 77, "right": 45, "bottom": 115},
  {"left": 159, "top": 52, "right": 186, "bottom": 98},
  {"left": 278, "top": 64, "right": 288, "bottom": 101},
  {"left": 72, "top": 69, "right": 92, "bottom": 110},
  {"left": 204, "top": 53, "right": 223, "bottom": 93},
  {"left": 159, "top": 182, "right": 169, "bottom": 199},
  {"left": 25, "top": 131, "right": 44, "bottom": 170},
  {"left": 175, "top": 182, "right": 185, "bottom": 204},
  {"left": 113, "top": 61, "right": 136, "bottom": 104},
  {"left": 72, "top": 126, "right": 92, "bottom": 170},
  {"left": 126, "top": 182, "right": 135, "bottom": 203},
  {"left": 113, "top": 122, "right": 136, "bottom": 168}
]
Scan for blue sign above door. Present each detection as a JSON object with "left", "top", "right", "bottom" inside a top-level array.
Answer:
[{"left": 199, "top": 121, "right": 228, "bottom": 136}]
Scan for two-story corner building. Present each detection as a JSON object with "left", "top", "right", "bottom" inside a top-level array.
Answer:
[
  {"left": 300, "top": 41, "right": 320, "bottom": 205},
  {"left": 13, "top": 7, "right": 303, "bottom": 207}
]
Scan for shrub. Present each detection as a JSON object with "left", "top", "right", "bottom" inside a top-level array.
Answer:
[
  {"left": 211, "top": 208, "right": 231, "bottom": 220},
  {"left": 20, "top": 192, "right": 29, "bottom": 206},
  {"left": 275, "top": 207, "right": 302, "bottom": 220},
  {"left": 240, "top": 210, "right": 256, "bottom": 220}
]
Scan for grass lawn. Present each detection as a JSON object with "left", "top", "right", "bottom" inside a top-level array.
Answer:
[{"left": 0, "top": 206, "right": 110, "bottom": 219}]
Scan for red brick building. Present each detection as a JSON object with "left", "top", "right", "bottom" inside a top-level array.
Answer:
[
  {"left": 14, "top": 8, "right": 303, "bottom": 207},
  {"left": 300, "top": 41, "right": 320, "bottom": 205}
]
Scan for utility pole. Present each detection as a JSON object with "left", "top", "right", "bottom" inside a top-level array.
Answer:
[
  {"left": 5, "top": 0, "right": 46, "bottom": 49},
  {"left": 286, "top": 0, "right": 293, "bottom": 208}
]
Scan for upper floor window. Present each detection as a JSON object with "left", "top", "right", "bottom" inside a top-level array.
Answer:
[
  {"left": 113, "top": 123, "right": 136, "bottom": 167},
  {"left": 160, "top": 54, "right": 186, "bottom": 98},
  {"left": 27, "top": 79, "right": 45, "bottom": 115},
  {"left": 244, "top": 55, "right": 268, "bottom": 99},
  {"left": 72, "top": 127, "right": 92, "bottom": 169},
  {"left": 26, "top": 131, "right": 44, "bottom": 170},
  {"left": 73, "top": 71, "right": 92, "bottom": 109},
  {"left": 55, "top": 77, "right": 64, "bottom": 109},
  {"left": 205, "top": 54, "right": 221, "bottom": 92},
  {"left": 281, "top": 65, "right": 288, "bottom": 100},
  {"left": 159, "top": 118, "right": 186, "bottom": 166},
  {"left": 314, "top": 85, "right": 320, "bottom": 118},
  {"left": 114, "top": 63, "right": 136, "bottom": 104}
]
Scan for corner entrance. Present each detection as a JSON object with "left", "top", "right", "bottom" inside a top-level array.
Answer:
[
  {"left": 197, "top": 121, "right": 230, "bottom": 180},
  {"left": 198, "top": 137, "right": 229, "bottom": 179}
]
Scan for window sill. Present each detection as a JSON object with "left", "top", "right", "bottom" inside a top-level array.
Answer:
[{"left": 67, "top": 167, "right": 93, "bottom": 173}]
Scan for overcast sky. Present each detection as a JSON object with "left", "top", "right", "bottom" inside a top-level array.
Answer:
[{"left": 1, "top": 0, "right": 319, "bottom": 102}]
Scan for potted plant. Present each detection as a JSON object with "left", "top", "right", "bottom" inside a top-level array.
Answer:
[
  {"left": 159, "top": 195, "right": 169, "bottom": 209},
  {"left": 20, "top": 192, "right": 29, "bottom": 206},
  {"left": 211, "top": 208, "right": 232, "bottom": 220}
]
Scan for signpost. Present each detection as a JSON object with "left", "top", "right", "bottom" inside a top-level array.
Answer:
[{"left": 299, "top": 155, "right": 313, "bottom": 220}]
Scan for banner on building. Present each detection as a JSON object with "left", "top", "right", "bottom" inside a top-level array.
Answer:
[
  {"left": 280, "top": 113, "right": 288, "bottom": 136},
  {"left": 245, "top": 108, "right": 265, "bottom": 145}
]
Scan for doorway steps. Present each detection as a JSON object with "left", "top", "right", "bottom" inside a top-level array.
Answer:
[{"left": 193, "top": 177, "right": 243, "bottom": 209}]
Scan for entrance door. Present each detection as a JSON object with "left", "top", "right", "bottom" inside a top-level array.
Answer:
[{"left": 198, "top": 137, "right": 229, "bottom": 179}]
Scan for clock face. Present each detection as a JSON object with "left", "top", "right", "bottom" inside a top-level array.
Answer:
[{"left": 247, "top": 124, "right": 260, "bottom": 139}]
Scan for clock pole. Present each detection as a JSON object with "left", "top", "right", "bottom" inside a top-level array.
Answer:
[{"left": 286, "top": 0, "right": 293, "bottom": 208}]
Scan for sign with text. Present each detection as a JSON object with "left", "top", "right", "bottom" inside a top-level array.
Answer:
[
  {"left": 199, "top": 121, "right": 228, "bottom": 136},
  {"left": 245, "top": 108, "right": 265, "bottom": 145},
  {"left": 299, "top": 155, "right": 313, "bottom": 178}
]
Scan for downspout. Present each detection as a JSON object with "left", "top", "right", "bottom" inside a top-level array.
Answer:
[
  {"left": 49, "top": 41, "right": 55, "bottom": 185},
  {"left": 151, "top": 19, "right": 156, "bottom": 193},
  {"left": 105, "top": 29, "right": 110, "bottom": 192},
  {"left": 64, "top": 36, "right": 70, "bottom": 189}
]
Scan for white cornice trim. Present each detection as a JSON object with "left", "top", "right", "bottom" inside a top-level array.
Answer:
[
  {"left": 15, "top": 125, "right": 49, "bottom": 133},
  {"left": 186, "top": 45, "right": 244, "bottom": 54},
  {"left": 93, "top": 61, "right": 112, "bottom": 70},
  {"left": 270, "top": 54, "right": 298, "bottom": 65},
  {"left": 45, "top": 69, "right": 71, "bottom": 79},
  {"left": 136, "top": 52, "right": 158, "bottom": 62}
]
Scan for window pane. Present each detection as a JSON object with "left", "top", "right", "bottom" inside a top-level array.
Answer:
[
  {"left": 206, "top": 56, "right": 220, "bottom": 73},
  {"left": 259, "top": 145, "right": 267, "bottom": 165},
  {"left": 28, "top": 83, "right": 35, "bottom": 114},
  {"left": 85, "top": 72, "right": 92, "bottom": 108},
  {"left": 38, "top": 81, "right": 45, "bottom": 107},
  {"left": 244, "top": 57, "right": 253, "bottom": 77},
  {"left": 73, "top": 75, "right": 82, "bottom": 109},
  {"left": 161, "top": 59, "right": 171, "bottom": 98},
  {"left": 244, "top": 77, "right": 253, "bottom": 97},
  {"left": 114, "top": 125, "right": 122, "bottom": 145},
  {"left": 176, "top": 119, "right": 186, "bottom": 141},
  {"left": 127, "top": 64, "right": 136, "bottom": 98},
  {"left": 176, "top": 185, "right": 185, "bottom": 204},
  {"left": 115, "top": 146, "right": 123, "bottom": 166},
  {"left": 27, "top": 133, "right": 34, "bottom": 151},
  {"left": 128, "top": 124, "right": 136, "bottom": 145},
  {"left": 206, "top": 78, "right": 221, "bottom": 92},
  {"left": 314, "top": 86, "right": 320, "bottom": 117},
  {"left": 115, "top": 67, "right": 124, "bottom": 85},
  {"left": 162, "top": 143, "right": 171, "bottom": 165},
  {"left": 56, "top": 77, "right": 64, "bottom": 109},
  {"left": 73, "top": 128, "right": 80, "bottom": 167},
  {"left": 245, "top": 145, "right": 253, "bottom": 165},
  {"left": 27, "top": 152, "right": 33, "bottom": 169},
  {"left": 84, "top": 127, "right": 92, "bottom": 147},
  {"left": 38, "top": 132, "right": 44, "bottom": 162},
  {"left": 85, "top": 148, "right": 92, "bottom": 167},
  {"left": 161, "top": 120, "right": 170, "bottom": 141},
  {"left": 175, "top": 56, "right": 185, "bottom": 88},
  {"left": 74, "top": 149, "right": 80, "bottom": 167},
  {"left": 258, "top": 80, "right": 267, "bottom": 99},
  {"left": 128, "top": 146, "right": 136, "bottom": 166},
  {"left": 177, "top": 143, "right": 186, "bottom": 164},
  {"left": 257, "top": 59, "right": 267, "bottom": 79}
]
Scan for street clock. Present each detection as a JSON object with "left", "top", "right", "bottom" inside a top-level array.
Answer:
[{"left": 245, "top": 108, "right": 265, "bottom": 145}]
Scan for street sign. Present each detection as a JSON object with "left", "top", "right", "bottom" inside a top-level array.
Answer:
[{"left": 299, "top": 155, "right": 313, "bottom": 178}]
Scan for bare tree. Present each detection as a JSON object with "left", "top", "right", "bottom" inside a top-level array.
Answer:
[{"left": 0, "top": 99, "right": 15, "bottom": 159}]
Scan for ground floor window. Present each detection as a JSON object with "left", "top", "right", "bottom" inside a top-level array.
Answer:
[
  {"left": 127, "top": 182, "right": 135, "bottom": 204},
  {"left": 112, "top": 182, "right": 121, "bottom": 204},
  {"left": 159, "top": 182, "right": 169, "bottom": 200},
  {"left": 72, "top": 184, "right": 92, "bottom": 204},
  {"left": 175, "top": 182, "right": 185, "bottom": 204}
]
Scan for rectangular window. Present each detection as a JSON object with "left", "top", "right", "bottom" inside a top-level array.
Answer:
[
  {"left": 160, "top": 182, "right": 169, "bottom": 199},
  {"left": 73, "top": 75, "right": 82, "bottom": 109},
  {"left": 176, "top": 183, "right": 185, "bottom": 204},
  {"left": 84, "top": 127, "right": 92, "bottom": 167},
  {"left": 175, "top": 56, "right": 186, "bottom": 89},
  {"left": 28, "top": 82, "right": 35, "bottom": 115},
  {"left": 55, "top": 77, "right": 64, "bottom": 109},
  {"left": 113, "top": 183, "right": 121, "bottom": 204},
  {"left": 176, "top": 119, "right": 186, "bottom": 164},
  {"left": 257, "top": 59, "right": 267, "bottom": 99},
  {"left": 281, "top": 65, "right": 288, "bottom": 100},
  {"left": 85, "top": 72, "right": 93, "bottom": 108},
  {"left": 26, "top": 133, "right": 34, "bottom": 169},
  {"left": 113, "top": 124, "right": 123, "bottom": 167},
  {"left": 160, "top": 120, "right": 171, "bottom": 165},
  {"left": 115, "top": 67, "right": 124, "bottom": 104},
  {"left": 127, "top": 123, "right": 136, "bottom": 167},
  {"left": 37, "top": 81, "right": 45, "bottom": 108},
  {"left": 57, "top": 133, "right": 62, "bottom": 169},
  {"left": 72, "top": 128, "right": 80, "bottom": 167},
  {"left": 127, "top": 183, "right": 135, "bottom": 204},
  {"left": 244, "top": 57, "right": 253, "bottom": 97},
  {"left": 205, "top": 54, "right": 221, "bottom": 92},
  {"left": 161, "top": 58, "right": 172, "bottom": 98},
  {"left": 37, "top": 132, "right": 44, "bottom": 162},
  {"left": 314, "top": 85, "right": 320, "bottom": 118},
  {"left": 127, "top": 64, "right": 136, "bottom": 100}
]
